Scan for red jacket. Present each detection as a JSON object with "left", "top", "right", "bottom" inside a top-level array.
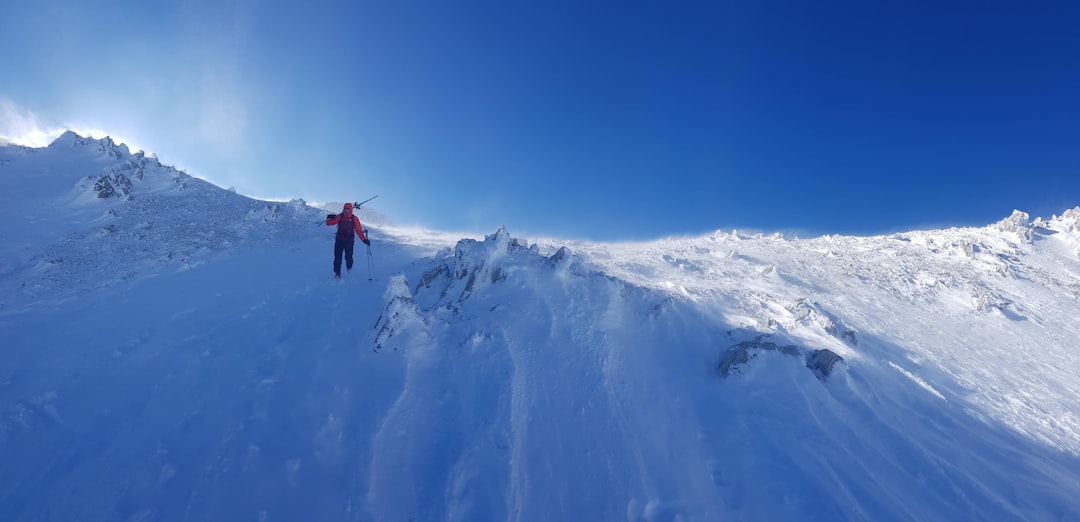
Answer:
[{"left": 326, "top": 211, "right": 368, "bottom": 242}]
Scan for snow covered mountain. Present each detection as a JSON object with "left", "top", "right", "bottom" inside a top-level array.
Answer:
[
  {"left": 0, "top": 131, "right": 319, "bottom": 313},
  {"left": 1, "top": 133, "right": 1079, "bottom": 521}
]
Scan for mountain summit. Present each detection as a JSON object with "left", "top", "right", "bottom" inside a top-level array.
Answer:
[{"left": 2, "top": 134, "right": 1079, "bottom": 521}]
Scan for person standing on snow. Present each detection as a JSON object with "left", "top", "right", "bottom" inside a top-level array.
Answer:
[{"left": 325, "top": 202, "right": 369, "bottom": 279}]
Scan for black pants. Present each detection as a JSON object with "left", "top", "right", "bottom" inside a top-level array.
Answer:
[{"left": 333, "top": 240, "right": 355, "bottom": 276}]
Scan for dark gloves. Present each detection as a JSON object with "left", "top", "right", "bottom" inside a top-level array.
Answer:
[
  {"left": 326, "top": 213, "right": 337, "bottom": 220},
  {"left": 362, "top": 239, "right": 371, "bottom": 246}
]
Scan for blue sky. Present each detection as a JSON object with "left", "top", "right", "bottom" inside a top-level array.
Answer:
[{"left": 2, "top": 1, "right": 1078, "bottom": 240}]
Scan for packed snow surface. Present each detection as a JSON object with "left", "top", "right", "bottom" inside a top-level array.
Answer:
[{"left": 2, "top": 134, "right": 1079, "bottom": 521}]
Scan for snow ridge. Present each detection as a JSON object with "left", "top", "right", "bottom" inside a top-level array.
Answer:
[
  {"left": 368, "top": 227, "right": 730, "bottom": 521},
  {"left": 0, "top": 133, "right": 321, "bottom": 311}
]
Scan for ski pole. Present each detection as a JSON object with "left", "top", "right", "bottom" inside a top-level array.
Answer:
[
  {"left": 365, "top": 229, "right": 375, "bottom": 281},
  {"left": 366, "top": 244, "right": 375, "bottom": 281}
]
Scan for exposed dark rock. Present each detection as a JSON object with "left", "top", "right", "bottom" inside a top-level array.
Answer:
[
  {"left": 719, "top": 336, "right": 845, "bottom": 381},
  {"left": 94, "top": 174, "right": 133, "bottom": 199},
  {"left": 841, "top": 330, "right": 858, "bottom": 346},
  {"left": 550, "top": 246, "right": 571, "bottom": 263},
  {"left": 718, "top": 338, "right": 799, "bottom": 377},
  {"left": 416, "top": 263, "right": 450, "bottom": 293},
  {"left": 807, "top": 349, "right": 844, "bottom": 379}
]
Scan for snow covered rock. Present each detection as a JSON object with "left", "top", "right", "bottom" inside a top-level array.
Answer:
[
  {"left": 995, "top": 209, "right": 1033, "bottom": 242},
  {"left": 374, "top": 274, "right": 428, "bottom": 352},
  {"left": 47, "top": 131, "right": 129, "bottom": 157},
  {"left": 48, "top": 130, "right": 90, "bottom": 149},
  {"left": 786, "top": 298, "right": 859, "bottom": 346},
  {"left": 413, "top": 226, "right": 536, "bottom": 307},
  {"left": 549, "top": 245, "right": 573, "bottom": 271},
  {"left": 1054, "top": 206, "right": 1080, "bottom": 233}
]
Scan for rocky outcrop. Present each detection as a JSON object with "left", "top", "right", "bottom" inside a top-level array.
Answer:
[
  {"left": 718, "top": 338, "right": 799, "bottom": 377},
  {"left": 806, "top": 349, "right": 844, "bottom": 378},
  {"left": 94, "top": 173, "right": 134, "bottom": 200},
  {"left": 413, "top": 227, "right": 539, "bottom": 306},
  {"left": 719, "top": 335, "right": 845, "bottom": 381},
  {"left": 374, "top": 275, "right": 428, "bottom": 353}
]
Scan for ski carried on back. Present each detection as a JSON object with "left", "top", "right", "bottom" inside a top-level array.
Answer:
[
  {"left": 354, "top": 195, "right": 378, "bottom": 209},
  {"left": 314, "top": 195, "right": 379, "bottom": 225}
]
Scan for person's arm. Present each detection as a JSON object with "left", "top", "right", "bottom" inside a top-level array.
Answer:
[{"left": 326, "top": 213, "right": 341, "bottom": 225}]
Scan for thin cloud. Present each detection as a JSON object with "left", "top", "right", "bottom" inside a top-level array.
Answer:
[{"left": 0, "top": 98, "right": 62, "bottom": 147}]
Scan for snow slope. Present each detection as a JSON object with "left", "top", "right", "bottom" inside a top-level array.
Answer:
[{"left": 1, "top": 134, "right": 1079, "bottom": 521}]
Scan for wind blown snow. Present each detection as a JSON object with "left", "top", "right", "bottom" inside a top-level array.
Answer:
[{"left": 1, "top": 133, "right": 1079, "bottom": 521}]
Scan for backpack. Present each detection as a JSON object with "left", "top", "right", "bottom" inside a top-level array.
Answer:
[{"left": 336, "top": 214, "right": 356, "bottom": 242}]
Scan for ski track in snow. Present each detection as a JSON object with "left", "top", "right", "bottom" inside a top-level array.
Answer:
[{"left": 2, "top": 136, "right": 1080, "bottom": 520}]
